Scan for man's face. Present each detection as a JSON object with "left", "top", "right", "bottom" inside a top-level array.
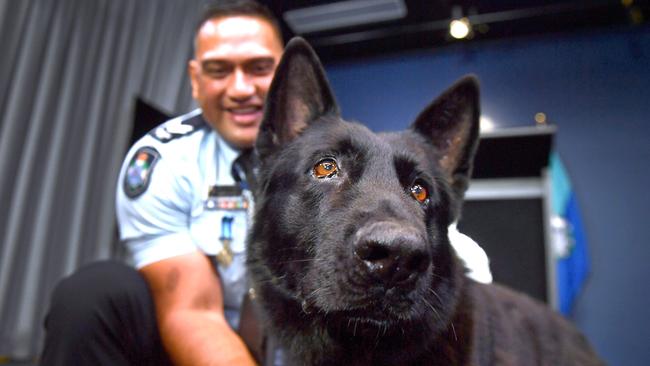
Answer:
[{"left": 189, "top": 16, "right": 283, "bottom": 149}]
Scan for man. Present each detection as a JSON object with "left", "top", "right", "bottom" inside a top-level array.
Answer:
[
  {"left": 121, "top": 2, "right": 284, "bottom": 365},
  {"left": 42, "top": 1, "right": 282, "bottom": 365}
]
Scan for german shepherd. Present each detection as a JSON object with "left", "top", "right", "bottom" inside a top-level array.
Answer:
[{"left": 246, "top": 37, "right": 603, "bottom": 366}]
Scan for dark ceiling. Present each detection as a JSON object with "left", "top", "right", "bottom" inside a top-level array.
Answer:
[{"left": 260, "top": 0, "right": 649, "bottom": 63}]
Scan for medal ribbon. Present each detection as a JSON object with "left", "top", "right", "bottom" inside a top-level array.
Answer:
[{"left": 220, "top": 216, "right": 234, "bottom": 242}]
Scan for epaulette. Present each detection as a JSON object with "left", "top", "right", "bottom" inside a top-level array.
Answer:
[{"left": 149, "top": 112, "right": 207, "bottom": 143}]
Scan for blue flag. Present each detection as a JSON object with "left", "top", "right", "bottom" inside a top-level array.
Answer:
[{"left": 550, "top": 153, "right": 590, "bottom": 316}]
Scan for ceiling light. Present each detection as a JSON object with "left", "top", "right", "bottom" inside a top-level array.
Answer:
[
  {"left": 450, "top": 17, "right": 471, "bottom": 39},
  {"left": 480, "top": 116, "right": 496, "bottom": 132},
  {"left": 284, "top": 0, "right": 407, "bottom": 34}
]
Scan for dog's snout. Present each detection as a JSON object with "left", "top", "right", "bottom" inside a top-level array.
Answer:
[{"left": 353, "top": 223, "right": 430, "bottom": 286}]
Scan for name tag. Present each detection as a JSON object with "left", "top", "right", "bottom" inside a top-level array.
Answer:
[{"left": 205, "top": 185, "right": 249, "bottom": 211}]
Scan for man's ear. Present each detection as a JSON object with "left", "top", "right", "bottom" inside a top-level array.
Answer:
[
  {"left": 256, "top": 37, "right": 339, "bottom": 159},
  {"left": 411, "top": 76, "right": 480, "bottom": 199},
  {"left": 188, "top": 59, "right": 200, "bottom": 100}
]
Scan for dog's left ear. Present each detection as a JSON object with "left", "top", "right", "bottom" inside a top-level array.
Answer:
[
  {"left": 411, "top": 76, "right": 480, "bottom": 199},
  {"left": 257, "top": 37, "right": 340, "bottom": 158}
]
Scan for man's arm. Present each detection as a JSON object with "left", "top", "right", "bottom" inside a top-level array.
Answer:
[{"left": 140, "top": 252, "right": 257, "bottom": 366}]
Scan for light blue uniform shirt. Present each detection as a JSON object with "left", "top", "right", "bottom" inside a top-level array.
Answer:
[{"left": 116, "top": 109, "right": 252, "bottom": 327}]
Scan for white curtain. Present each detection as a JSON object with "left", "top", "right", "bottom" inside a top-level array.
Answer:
[{"left": 0, "top": 0, "right": 204, "bottom": 359}]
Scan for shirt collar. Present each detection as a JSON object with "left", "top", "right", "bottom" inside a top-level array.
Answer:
[
  {"left": 199, "top": 110, "right": 241, "bottom": 170},
  {"left": 215, "top": 132, "right": 241, "bottom": 171}
]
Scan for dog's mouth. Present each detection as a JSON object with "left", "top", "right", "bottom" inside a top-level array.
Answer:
[
  {"left": 303, "top": 284, "right": 427, "bottom": 327},
  {"left": 325, "top": 308, "right": 392, "bottom": 334},
  {"left": 322, "top": 301, "right": 425, "bottom": 338},
  {"left": 330, "top": 305, "right": 409, "bottom": 323}
]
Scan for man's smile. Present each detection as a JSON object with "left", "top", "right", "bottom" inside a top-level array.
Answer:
[{"left": 225, "top": 105, "right": 263, "bottom": 124}]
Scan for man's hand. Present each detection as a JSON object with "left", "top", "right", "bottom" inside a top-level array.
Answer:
[{"left": 140, "top": 252, "right": 257, "bottom": 365}]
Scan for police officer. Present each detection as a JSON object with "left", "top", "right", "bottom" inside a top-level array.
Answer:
[{"left": 42, "top": 1, "right": 282, "bottom": 365}]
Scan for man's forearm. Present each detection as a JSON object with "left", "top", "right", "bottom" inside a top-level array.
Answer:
[
  {"left": 139, "top": 253, "right": 252, "bottom": 365},
  {"left": 159, "top": 309, "right": 257, "bottom": 366}
]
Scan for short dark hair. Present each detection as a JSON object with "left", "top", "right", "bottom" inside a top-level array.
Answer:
[{"left": 196, "top": 0, "right": 283, "bottom": 44}]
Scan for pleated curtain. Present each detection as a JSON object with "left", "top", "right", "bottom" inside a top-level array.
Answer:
[{"left": 0, "top": 0, "right": 204, "bottom": 359}]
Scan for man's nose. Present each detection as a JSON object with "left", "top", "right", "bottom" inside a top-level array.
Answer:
[{"left": 227, "top": 69, "right": 255, "bottom": 100}]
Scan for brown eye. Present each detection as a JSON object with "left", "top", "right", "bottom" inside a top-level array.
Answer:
[
  {"left": 313, "top": 159, "right": 339, "bottom": 179},
  {"left": 411, "top": 183, "right": 428, "bottom": 203}
]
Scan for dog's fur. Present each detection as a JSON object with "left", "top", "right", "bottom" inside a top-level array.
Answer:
[{"left": 246, "top": 38, "right": 603, "bottom": 366}]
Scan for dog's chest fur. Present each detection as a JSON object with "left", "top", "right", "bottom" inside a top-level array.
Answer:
[{"left": 246, "top": 38, "right": 603, "bottom": 366}]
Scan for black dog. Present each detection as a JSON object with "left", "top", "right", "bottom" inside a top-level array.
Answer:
[{"left": 246, "top": 38, "right": 603, "bottom": 366}]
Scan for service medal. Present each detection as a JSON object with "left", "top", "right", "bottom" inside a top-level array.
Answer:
[{"left": 217, "top": 215, "right": 235, "bottom": 267}]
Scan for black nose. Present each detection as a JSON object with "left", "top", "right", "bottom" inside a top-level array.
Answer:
[{"left": 354, "top": 224, "right": 430, "bottom": 286}]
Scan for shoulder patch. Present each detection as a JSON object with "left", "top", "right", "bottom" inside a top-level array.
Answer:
[{"left": 123, "top": 146, "right": 160, "bottom": 199}]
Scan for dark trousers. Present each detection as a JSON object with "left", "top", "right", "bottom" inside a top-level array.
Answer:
[{"left": 41, "top": 261, "right": 173, "bottom": 366}]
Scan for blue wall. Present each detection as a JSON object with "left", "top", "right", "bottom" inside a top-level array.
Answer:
[{"left": 325, "top": 26, "right": 650, "bottom": 365}]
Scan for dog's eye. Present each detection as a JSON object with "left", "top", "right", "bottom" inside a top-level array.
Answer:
[
  {"left": 313, "top": 159, "right": 339, "bottom": 179},
  {"left": 410, "top": 183, "right": 429, "bottom": 203}
]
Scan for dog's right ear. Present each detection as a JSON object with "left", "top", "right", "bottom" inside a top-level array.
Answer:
[
  {"left": 411, "top": 76, "right": 480, "bottom": 216},
  {"left": 257, "top": 37, "right": 339, "bottom": 158}
]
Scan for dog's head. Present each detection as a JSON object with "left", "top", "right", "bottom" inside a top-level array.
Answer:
[{"left": 248, "top": 37, "right": 479, "bottom": 347}]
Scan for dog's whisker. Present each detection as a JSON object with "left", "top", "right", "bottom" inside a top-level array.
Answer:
[
  {"left": 450, "top": 322, "right": 458, "bottom": 342},
  {"left": 423, "top": 294, "right": 458, "bottom": 343},
  {"left": 306, "top": 287, "right": 326, "bottom": 302},
  {"left": 272, "top": 258, "right": 328, "bottom": 265},
  {"left": 374, "top": 326, "right": 383, "bottom": 347},
  {"left": 428, "top": 288, "right": 445, "bottom": 305},
  {"left": 255, "top": 274, "right": 287, "bottom": 284},
  {"left": 430, "top": 271, "right": 446, "bottom": 281},
  {"left": 275, "top": 247, "right": 306, "bottom": 252},
  {"left": 421, "top": 296, "right": 442, "bottom": 321},
  {"left": 301, "top": 299, "right": 313, "bottom": 314}
]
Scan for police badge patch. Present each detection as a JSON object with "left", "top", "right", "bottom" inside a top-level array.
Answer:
[{"left": 123, "top": 146, "right": 160, "bottom": 199}]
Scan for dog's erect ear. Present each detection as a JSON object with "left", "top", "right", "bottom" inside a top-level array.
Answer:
[
  {"left": 411, "top": 76, "right": 480, "bottom": 198},
  {"left": 257, "top": 37, "right": 339, "bottom": 158}
]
